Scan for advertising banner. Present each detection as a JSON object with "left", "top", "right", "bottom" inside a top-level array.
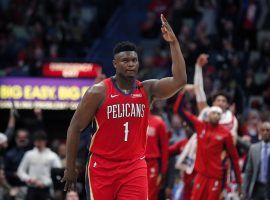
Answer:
[
  {"left": 43, "top": 62, "right": 101, "bottom": 78},
  {"left": 0, "top": 77, "right": 94, "bottom": 110}
]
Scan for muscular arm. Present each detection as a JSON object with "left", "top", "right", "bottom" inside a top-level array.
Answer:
[
  {"left": 143, "top": 15, "right": 186, "bottom": 101},
  {"left": 63, "top": 82, "right": 105, "bottom": 191}
]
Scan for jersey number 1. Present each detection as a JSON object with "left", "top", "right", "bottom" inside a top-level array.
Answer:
[{"left": 123, "top": 122, "right": 129, "bottom": 142}]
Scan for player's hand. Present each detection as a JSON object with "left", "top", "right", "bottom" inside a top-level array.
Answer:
[
  {"left": 183, "top": 84, "right": 197, "bottom": 93},
  {"left": 196, "top": 53, "right": 208, "bottom": 67},
  {"left": 61, "top": 169, "right": 78, "bottom": 192},
  {"left": 160, "top": 14, "right": 177, "bottom": 43}
]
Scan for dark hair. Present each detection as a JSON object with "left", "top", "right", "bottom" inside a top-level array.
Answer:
[
  {"left": 113, "top": 41, "right": 138, "bottom": 55},
  {"left": 212, "top": 91, "right": 231, "bottom": 104},
  {"left": 33, "top": 130, "right": 47, "bottom": 141}
]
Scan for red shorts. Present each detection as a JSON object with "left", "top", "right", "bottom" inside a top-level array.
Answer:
[
  {"left": 146, "top": 158, "right": 160, "bottom": 200},
  {"left": 86, "top": 154, "right": 148, "bottom": 200},
  {"left": 191, "top": 174, "right": 223, "bottom": 200}
]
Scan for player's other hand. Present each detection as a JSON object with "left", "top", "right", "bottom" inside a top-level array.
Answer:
[
  {"left": 160, "top": 14, "right": 177, "bottom": 43},
  {"left": 196, "top": 53, "right": 208, "bottom": 67},
  {"left": 61, "top": 169, "right": 78, "bottom": 192},
  {"left": 183, "top": 84, "right": 197, "bottom": 93}
]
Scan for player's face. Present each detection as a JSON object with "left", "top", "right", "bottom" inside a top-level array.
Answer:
[
  {"left": 260, "top": 122, "right": 270, "bottom": 142},
  {"left": 34, "top": 139, "right": 47, "bottom": 149},
  {"left": 113, "top": 51, "right": 139, "bottom": 78},
  {"left": 213, "top": 95, "right": 228, "bottom": 111},
  {"left": 208, "top": 111, "right": 221, "bottom": 125}
]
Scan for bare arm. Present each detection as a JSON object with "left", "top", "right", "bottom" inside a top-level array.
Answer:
[
  {"left": 194, "top": 54, "right": 208, "bottom": 112},
  {"left": 143, "top": 14, "right": 186, "bottom": 101},
  {"left": 62, "top": 82, "right": 105, "bottom": 191},
  {"left": 5, "top": 109, "right": 16, "bottom": 142}
]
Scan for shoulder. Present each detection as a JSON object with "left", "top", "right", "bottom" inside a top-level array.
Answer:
[
  {"left": 83, "top": 81, "right": 106, "bottom": 102},
  {"left": 250, "top": 142, "right": 261, "bottom": 151},
  {"left": 6, "top": 148, "right": 16, "bottom": 156},
  {"left": 151, "top": 115, "right": 163, "bottom": 122},
  {"left": 220, "top": 125, "right": 231, "bottom": 135},
  {"left": 142, "top": 79, "right": 158, "bottom": 95},
  {"left": 47, "top": 149, "right": 60, "bottom": 158},
  {"left": 24, "top": 150, "right": 35, "bottom": 158},
  {"left": 87, "top": 81, "right": 106, "bottom": 95}
]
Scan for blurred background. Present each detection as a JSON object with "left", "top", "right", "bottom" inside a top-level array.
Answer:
[{"left": 0, "top": 0, "right": 270, "bottom": 199}]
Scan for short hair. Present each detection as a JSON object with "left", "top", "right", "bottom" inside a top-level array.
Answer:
[
  {"left": 212, "top": 91, "right": 231, "bottom": 104},
  {"left": 113, "top": 41, "right": 138, "bottom": 55},
  {"left": 33, "top": 130, "right": 47, "bottom": 141}
]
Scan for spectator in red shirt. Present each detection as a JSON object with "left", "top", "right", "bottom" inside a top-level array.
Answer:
[
  {"left": 175, "top": 93, "right": 242, "bottom": 200},
  {"left": 145, "top": 112, "right": 169, "bottom": 200}
]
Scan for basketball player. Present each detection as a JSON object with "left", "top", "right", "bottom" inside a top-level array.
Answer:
[
  {"left": 145, "top": 111, "right": 168, "bottom": 200},
  {"left": 61, "top": 14, "right": 187, "bottom": 200},
  {"left": 194, "top": 54, "right": 238, "bottom": 141},
  {"left": 175, "top": 93, "right": 242, "bottom": 200}
]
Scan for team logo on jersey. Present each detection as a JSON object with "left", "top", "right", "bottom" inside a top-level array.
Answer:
[
  {"left": 131, "top": 93, "right": 142, "bottom": 98},
  {"left": 215, "top": 136, "right": 223, "bottom": 141},
  {"left": 199, "top": 129, "right": 206, "bottom": 138},
  {"left": 147, "top": 126, "right": 156, "bottom": 136},
  {"left": 107, "top": 103, "right": 146, "bottom": 119},
  {"left": 110, "top": 94, "right": 119, "bottom": 98}
]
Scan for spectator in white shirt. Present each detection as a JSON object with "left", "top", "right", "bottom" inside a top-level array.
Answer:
[{"left": 17, "top": 131, "right": 62, "bottom": 200}]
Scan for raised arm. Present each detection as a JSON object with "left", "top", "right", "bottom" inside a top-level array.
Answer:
[
  {"left": 194, "top": 54, "right": 209, "bottom": 112},
  {"left": 143, "top": 14, "right": 186, "bottom": 100},
  {"left": 61, "top": 82, "right": 105, "bottom": 191},
  {"left": 173, "top": 92, "right": 204, "bottom": 132}
]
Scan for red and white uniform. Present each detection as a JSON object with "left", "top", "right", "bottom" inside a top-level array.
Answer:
[
  {"left": 145, "top": 114, "right": 168, "bottom": 200},
  {"left": 182, "top": 111, "right": 242, "bottom": 200},
  {"left": 87, "top": 78, "right": 150, "bottom": 200}
]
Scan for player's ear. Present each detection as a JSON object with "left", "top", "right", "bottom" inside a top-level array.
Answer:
[{"left": 112, "top": 59, "right": 117, "bottom": 69}]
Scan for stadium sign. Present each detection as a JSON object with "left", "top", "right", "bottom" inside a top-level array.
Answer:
[
  {"left": 0, "top": 77, "right": 94, "bottom": 110},
  {"left": 43, "top": 62, "right": 101, "bottom": 78}
]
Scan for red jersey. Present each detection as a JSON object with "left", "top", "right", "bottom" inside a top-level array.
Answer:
[
  {"left": 183, "top": 111, "right": 242, "bottom": 184},
  {"left": 90, "top": 78, "right": 150, "bottom": 161},
  {"left": 169, "top": 138, "right": 188, "bottom": 156},
  {"left": 145, "top": 114, "right": 168, "bottom": 175}
]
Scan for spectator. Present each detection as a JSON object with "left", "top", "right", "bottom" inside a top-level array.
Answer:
[
  {"left": 5, "top": 129, "right": 30, "bottom": 186},
  {"left": 65, "top": 190, "right": 79, "bottom": 200},
  {"left": 0, "top": 133, "right": 8, "bottom": 171},
  {"left": 242, "top": 121, "right": 270, "bottom": 200},
  {"left": 0, "top": 168, "right": 11, "bottom": 200},
  {"left": 267, "top": 154, "right": 270, "bottom": 200},
  {"left": 17, "top": 130, "right": 62, "bottom": 200}
]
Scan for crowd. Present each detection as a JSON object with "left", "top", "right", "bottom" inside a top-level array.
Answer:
[
  {"left": 0, "top": 0, "right": 270, "bottom": 199},
  {"left": 0, "top": 0, "right": 122, "bottom": 76}
]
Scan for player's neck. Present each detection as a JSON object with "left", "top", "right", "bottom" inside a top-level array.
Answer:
[{"left": 114, "top": 75, "right": 135, "bottom": 91}]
